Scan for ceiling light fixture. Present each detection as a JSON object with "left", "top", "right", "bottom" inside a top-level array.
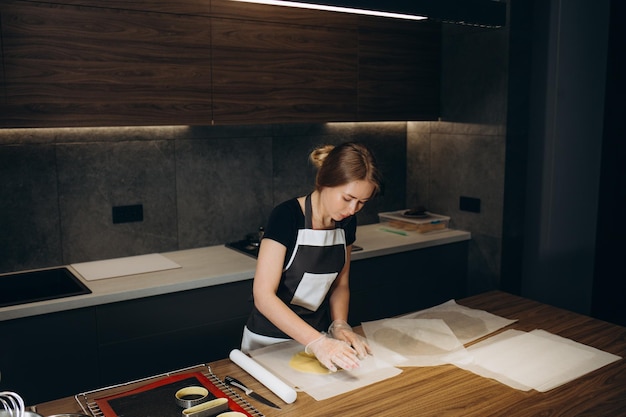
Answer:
[{"left": 228, "top": 0, "right": 506, "bottom": 27}]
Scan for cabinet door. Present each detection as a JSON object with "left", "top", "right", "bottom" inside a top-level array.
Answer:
[
  {"left": 96, "top": 280, "right": 254, "bottom": 385},
  {"left": 211, "top": 1, "right": 358, "bottom": 124},
  {"left": 0, "top": 308, "right": 99, "bottom": 405},
  {"left": 358, "top": 17, "right": 441, "bottom": 121},
  {"left": 0, "top": 1, "right": 212, "bottom": 127},
  {"left": 348, "top": 242, "right": 468, "bottom": 324}
]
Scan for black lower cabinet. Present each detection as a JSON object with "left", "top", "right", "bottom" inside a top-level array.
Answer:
[
  {"left": 348, "top": 242, "right": 468, "bottom": 324},
  {"left": 0, "top": 279, "right": 254, "bottom": 405},
  {"left": 0, "top": 307, "right": 100, "bottom": 405},
  {"left": 96, "top": 279, "right": 254, "bottom": 386}
]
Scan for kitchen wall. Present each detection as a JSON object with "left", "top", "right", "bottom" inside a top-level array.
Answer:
[
  {"left": 407, "top": 22, "right": 509, "bottom": 295},
  {"left": 0, "top": 17, "right": 510, "bottom": 300},
  {"left": 0, "top": 123, "right": 407, "bottom": 272},
  {"left": 0, "top": 117, "right": 506, "bottom": 298},
  {"left": 407, "top": 122, "right": 505, "bottom": 295}
]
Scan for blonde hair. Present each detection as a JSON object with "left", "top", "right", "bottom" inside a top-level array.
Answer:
[{"left": 309, "top": 142, "right": 382, "bottom": 197}]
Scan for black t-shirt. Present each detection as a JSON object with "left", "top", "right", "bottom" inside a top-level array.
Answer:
[{"left": 263, "top": 198, "right": 357, "bottom": 266}]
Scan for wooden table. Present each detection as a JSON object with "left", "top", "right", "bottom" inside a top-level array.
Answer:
[{"left": 33, "top": 291, "right": 626, "bottom": 417}]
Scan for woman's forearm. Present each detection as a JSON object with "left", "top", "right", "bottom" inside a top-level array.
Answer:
[
  {"left": 329, "top": 249, "right": 352, "bottom": 323},
  {"left": 329, "top": 282, "right": 350, "bottom": 321}
]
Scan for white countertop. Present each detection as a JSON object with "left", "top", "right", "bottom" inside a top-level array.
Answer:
[
  {"left": 350, "top": 224, "right": 469, "bottom": 260},
  {"left": 0, "top": 224, "right": 470, "bottom": 321}
]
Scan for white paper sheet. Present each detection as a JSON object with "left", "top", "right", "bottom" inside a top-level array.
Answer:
[
  {"left": 362, "top": 318, "right": 472, "bottom": 366},
  {"left": 453, "top": 329, "right": 622, "bottom": 392},
  {"left": 249, "top": 340, "right": 402, "bottom": 401},
  {"left": 71, "top": 253, "right": 181, "bottom": 281},
  {"left": 402, "top": 299, "right": 518, "bottom": 344}
]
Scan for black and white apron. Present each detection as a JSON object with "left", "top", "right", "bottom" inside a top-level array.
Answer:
[{"left": 241, "top": 194, "right": 347, "bottom": 352}]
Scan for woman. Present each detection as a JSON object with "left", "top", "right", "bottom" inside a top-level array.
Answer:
[{"left": 241, "top": 142, "right": 383, "bottom": 372}]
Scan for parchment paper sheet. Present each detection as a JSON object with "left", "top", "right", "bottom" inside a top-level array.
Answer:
[
  {"left": 249, "top": 340, "right": 402, "bottom": 401},
  {"left": 361, "top": 318, "right": 472, "bottom": 366},
  {"left": 452, "top": 329, "right": 622, "bottom": 392},
  {"left": 360, "top": 299, "right": 516, "bottom": 367},
  {"left": 401, "top": 299, "right": 518, "bottom": 344}
]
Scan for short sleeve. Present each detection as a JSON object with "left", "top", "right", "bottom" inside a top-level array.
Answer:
[{"left": 262, "top": 199, "right": 302, "bottom": 250}]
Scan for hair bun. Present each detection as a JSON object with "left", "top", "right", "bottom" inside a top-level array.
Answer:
[{"left": 309, "top": 144, "right": 335, "bottom": 168}]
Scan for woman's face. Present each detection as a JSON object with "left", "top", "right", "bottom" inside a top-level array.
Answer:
[{"left": 321, "top": 180, "right": 376, "bottom": 222}]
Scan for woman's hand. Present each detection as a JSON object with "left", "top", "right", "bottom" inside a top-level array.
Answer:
[
  {"left": 305, "top": 334, "right": 361, "bottom": 372},
  {"left": 328, "top": 320, "right": 372, "bottom": 359}
]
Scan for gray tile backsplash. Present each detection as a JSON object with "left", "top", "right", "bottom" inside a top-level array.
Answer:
[
  {"left": 56, "top": 140, "right": 178, "bottom": 263},
  {"left": 0, "top": 144, "right": 63, "bottom": 272},
  {"left": 0, "top": 123, "right": 408, "bottom": 271},
  {"left": 176, "top": 135, "right": 274, "bottom": 249},
  {"left": 407, "top": 121, "right": 506, "bottom": 294},
  {"left": 1, "top": 124, "right": 504, "bottom": 299}
]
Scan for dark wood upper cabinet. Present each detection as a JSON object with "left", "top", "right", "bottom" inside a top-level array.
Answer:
[
  {"left": 0, "top": 1, "right": 213, "bottom": 127},
  {"left": 23, "top": 0, "right": 212, "bottom": 15},
  {"left": 211, "top": 0, "right": 358, "bottom": 124},
  {"left": 0, "top": 0, "right": 441, "bottom": 127},
  {"left": 358, "top": 17, "right": 441, "bottom": 121}
]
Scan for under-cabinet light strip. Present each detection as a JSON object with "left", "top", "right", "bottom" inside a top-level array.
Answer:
[{"left": 229, "top": 0, "right": 428, "bottom": 21}]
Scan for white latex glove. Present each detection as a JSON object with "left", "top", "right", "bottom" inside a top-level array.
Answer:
[
  {"left": 328, "top": 320, "right": 372, "bottom": 359},
  {"left": 305, "top": 333, "right": 361, "bottom": 372}
]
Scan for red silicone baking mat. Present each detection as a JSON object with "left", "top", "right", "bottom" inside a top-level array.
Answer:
[{"left": 75, "top": 364, "right": 263, "bottom": 417}]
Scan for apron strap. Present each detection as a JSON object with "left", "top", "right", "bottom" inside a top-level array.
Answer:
[
  {"left": 305, "top": 193, "right": 341, "bottom": 230},
  {"left": 305, "top": 193, "right": 313, "bottom": 229}
]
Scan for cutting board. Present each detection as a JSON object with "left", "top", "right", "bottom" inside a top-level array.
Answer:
[{"left": 71, "top": 253, "right": 181, "bottom": 281}]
